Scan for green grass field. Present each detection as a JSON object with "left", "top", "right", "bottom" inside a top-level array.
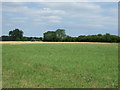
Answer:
[{"left": 2, "top": 43, "right": 118, "bottom": 88}]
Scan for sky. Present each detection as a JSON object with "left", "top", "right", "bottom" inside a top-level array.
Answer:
[{"left": 2, "top": 2, "right": 118, "bottom": 37}]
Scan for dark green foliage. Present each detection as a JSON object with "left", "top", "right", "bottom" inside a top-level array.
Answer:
[
  {"left": 1, "top": 36, "right": 42, "bottom": 41},
  {"left": 9, "top": 29, "right": 23, "bottom": 41},
  {"left": 43, "top": 29, "right": 120, "bottom": 42},
  {"left": 0, "top": 36, "right": 10, "bottom": 41},
  {"left": 1, "top": 28, "right": 120, "bottom": 42},
  {"left": 39, "top": 37, "right": 43, "bottom": 41},
  {"left": 62, "top": 36, "right": 77, "bottom": 42},
  {"left": 55, "top": 29, "right": 66, "bottom": 41},
  {"left": 77, "top": 33, "right": 120, "bottom": 42},
  {"left": 43, "top": 29, "right": 66, "bottom": 41},
  {"left": 43, "top": 31, "right": 57, "bottom": 41},
  {"left": 21, "top": 37, "right": 28, "bottom": 41},
  {"left": 31, "top": 38, "right": 36, "bottom": 41}
]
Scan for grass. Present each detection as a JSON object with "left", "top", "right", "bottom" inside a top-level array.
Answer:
[{"left": 2, "top": 43, "right": 118, "bottom": 88}]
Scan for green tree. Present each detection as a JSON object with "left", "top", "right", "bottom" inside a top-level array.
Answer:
[
  {"left": 104, "top": 33, "right": 112, "bottom": 42},
  {"left": 97, "top": 34, "right": 102, "bottom": 36},
  {"left": 31, "top": 38, "right": 36, "bottom": 41},
  {"left": 22, "top": 37, "right": 27, "bottom": 41},
  {"left": 62, "top": 36, "right": 72, "bottom": 42},
  {"left": 55, "top": 29, "right": 66, "bottom": 41},
  {"left": 9, "top": 29, "right": 23, "bottom": 41},
  {"left": 43, "top": 29, "right": 66, "bottom": 41},
  {"left": 43, "top": 31, "right": 56, "bottom": 41}
]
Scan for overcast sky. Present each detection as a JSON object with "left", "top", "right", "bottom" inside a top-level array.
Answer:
[{"left": 2, "top": 2, "right": 118, "bottom": 37}]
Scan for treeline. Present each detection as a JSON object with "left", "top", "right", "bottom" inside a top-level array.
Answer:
[
  {"left": 43, "top": 29, "right": 120, "bottom": 42},
  {"left": 0, "top": 28, "right": 120, "bottom": 42},
  {"left": 0, "top": 29, "right": 42, "bottom": 41},
  {"left": 62, "top": 34, "right": 120, "bottom": 42},
  {"left": 0, "top": 36, "right": 42, "bottom": 41}
]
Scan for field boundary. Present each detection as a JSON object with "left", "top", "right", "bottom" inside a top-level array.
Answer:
[{"left": 0, "top": 41, "right": 115, "bottom": 44}]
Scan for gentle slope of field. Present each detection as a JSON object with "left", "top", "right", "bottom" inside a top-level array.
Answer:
[{"left": 2, "top": 43, "right": 118, "bottom": 88}]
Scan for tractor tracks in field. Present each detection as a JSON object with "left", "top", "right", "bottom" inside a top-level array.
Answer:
[{"left": 32, "top": 63, "right": 92, "bottom": 86}]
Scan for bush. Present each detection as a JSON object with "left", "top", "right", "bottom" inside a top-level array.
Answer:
[{"left": 31, "top": 38, "right": 36, "bottom": 41}]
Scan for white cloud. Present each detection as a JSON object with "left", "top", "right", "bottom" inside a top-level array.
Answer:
[
  {"left": 38, "top": 8, "right": 66, "bottom": 15},
  {"left": 33, "top": 15, "right": 62, "bottom": 24},
  {"left": 2, "top": 2, "right": 118, "bottom": 36},
  {"left": 41, "top": 2, "right": 103, "bottom": 13},
  {"left": 3, "top": 4, "right": 30, "bottom": 13},
  {"left": 10, "top": 17, "right": 28, "bottom": 23},
  {"left": 3, "top": 3, "right": 65, "bottom": 23},
  {"left": 41, "top": 2, "right": 117, "bottom": 29}
]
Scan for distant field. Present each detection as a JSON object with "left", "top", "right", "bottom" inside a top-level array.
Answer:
[{"left": 2, "top": 43, "right": 118, "bottom": 88}]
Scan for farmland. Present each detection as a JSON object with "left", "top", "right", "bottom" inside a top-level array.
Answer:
[{"left": 2, "top": 42, "right": 118, "bottom": 88}]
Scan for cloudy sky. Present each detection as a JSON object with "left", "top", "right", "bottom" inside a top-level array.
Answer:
[{"left": 2, "top": 2, "right": 118, "bottom": 37}]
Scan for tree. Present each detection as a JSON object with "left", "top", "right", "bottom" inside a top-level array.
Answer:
[
  {"left": 43, "top": 29, "right": 66, "bottom": 41},
  {"left": 97, "top": 34, "right": 102, "bottom": 36},
  {"left": 77, "top": 35, "right": 86, "bottom": 42},
  {"left": 1, "top": 36, "right": 10, "bottom": 41},
  {"left": 39, "top": 37, "right": 43, "bottom": 41},
  {"left": 103, "top": 33, "right": 112, "bottom": 42},
  {"left": 62, "top": 36, "right": 72, "bottom": 42},
  {"left": 55, "top": 29, "right": 66, "bottom": 41},
  {"left": 31, "top": 38, "right": 36, "bottom": 41},
  {"left": 9, "top": 29, "right": 23, "bottom": 41},
  {"left": 43, "top": 31, "right": 57, "bottom": 41},
  {"left": 22, "top": 37, "right": 27, "bottom": 41}
]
